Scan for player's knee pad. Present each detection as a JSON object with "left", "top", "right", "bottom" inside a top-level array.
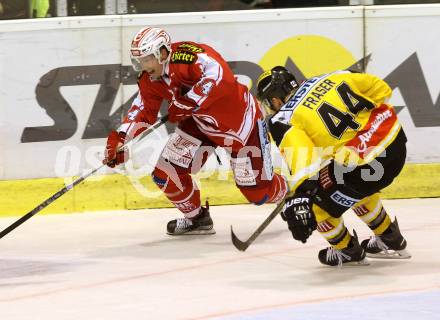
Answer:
[{"left": 160, "top": 127, "right": 207, "bottom": 171}]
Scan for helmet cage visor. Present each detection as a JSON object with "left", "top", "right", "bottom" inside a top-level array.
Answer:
[{"left": 130, "top": 54, "right": 156, "bottom": 72}]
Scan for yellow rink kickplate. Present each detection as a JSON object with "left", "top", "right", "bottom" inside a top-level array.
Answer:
[{"left": 0, "top": 164, "right": 439, "bottom": 217}]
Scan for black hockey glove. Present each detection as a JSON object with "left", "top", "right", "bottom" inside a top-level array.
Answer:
[{"left": 281, "top": 193, "right": 317, "bottom": 243}]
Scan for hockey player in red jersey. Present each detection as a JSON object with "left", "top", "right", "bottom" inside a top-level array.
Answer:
[{"left": 103, "top": 27, "right": 288, "bottom": 235}]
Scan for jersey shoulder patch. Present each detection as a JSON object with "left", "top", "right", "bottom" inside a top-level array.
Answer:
[{"left": 170, "top": 50, "right": 197, "bottom": 64}]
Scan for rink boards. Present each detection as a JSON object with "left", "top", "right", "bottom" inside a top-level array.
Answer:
[
  {"left": 1, "top": 5, "right": 440, "bottom": 216},
  {"left": 0, "top": 164, "right": 439, "bottom": 217}
]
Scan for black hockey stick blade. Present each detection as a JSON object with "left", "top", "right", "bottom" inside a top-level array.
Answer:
[
  {"left": 230, "top": 226, "right": 249, "bottom": 251},
  {"left": 0, "top": 165, "right": 102, "bottom": 239},
  {"left": 0, "top": 115, "right": 169, "bottom": 240},
  {"left": 230, "top": 200, "right": 285, "bottom": 252}
]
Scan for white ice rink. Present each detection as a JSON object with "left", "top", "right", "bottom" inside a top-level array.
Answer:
[{"left": 1, "top": 198, "right": 439, "bottom": 320}]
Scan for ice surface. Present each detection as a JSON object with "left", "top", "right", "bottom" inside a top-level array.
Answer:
[{"left": 1, "top": 198, "right": 439, "bottom": 320}]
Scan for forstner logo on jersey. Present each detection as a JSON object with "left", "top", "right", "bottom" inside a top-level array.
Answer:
[{"left": 171, "top": 51, "right": 196, "bottom": 64}]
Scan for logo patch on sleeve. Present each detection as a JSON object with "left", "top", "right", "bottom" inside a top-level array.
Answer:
[{"left": 170, "top": 50, "right": 197, "bottom": 64}]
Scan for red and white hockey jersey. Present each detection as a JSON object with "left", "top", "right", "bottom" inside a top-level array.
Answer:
[{"left": 119, "top": 41, "right": 260, "bottom": 150}]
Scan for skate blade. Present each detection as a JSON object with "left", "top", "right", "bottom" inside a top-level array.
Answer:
[
  {"left": 325, "top": 257, "right": 370, "bottom": 267},
  {"left": 343, "top": 257, "right": 370, "bottom": 266},
  {"left": 366, "top": 249, "right": 411, "bottom": 259},
  {"left": 167, "top": 228, "right": 216, "bottom": 236}
]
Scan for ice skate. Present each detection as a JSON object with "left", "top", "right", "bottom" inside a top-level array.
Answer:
[
  {"left": 361, "top": 218, "right": 411, "bottom": 259},
  {"left": 167, "top": 202, "right": 215, "bottom": 235},
  {"left": 318, "top": 231, "right": 369, "bottom": 267}
]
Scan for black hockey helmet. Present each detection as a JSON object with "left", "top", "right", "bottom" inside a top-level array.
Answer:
[{"left": 256, "top": 66, "right": 298, "bottom": 111}]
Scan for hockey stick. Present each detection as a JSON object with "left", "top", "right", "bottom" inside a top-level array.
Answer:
[
  {"left": 231, "top": 158, "right": 333, "bottom": 251},
  {"left": 230, "top": 199, "right": 285, "bottom": 251},
  {"left": 0, "top": 115, "right": 168, "bottom": 239}
]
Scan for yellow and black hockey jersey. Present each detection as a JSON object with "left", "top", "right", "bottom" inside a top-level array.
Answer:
[{"left": 269, "top": 70, "right": 402, "bottom": 192}]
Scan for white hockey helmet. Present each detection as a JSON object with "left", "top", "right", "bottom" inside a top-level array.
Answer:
[{"left": 130, "top": 27, "right": 171, "bottom": 71}]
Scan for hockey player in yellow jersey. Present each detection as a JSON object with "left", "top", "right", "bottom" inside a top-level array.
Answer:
[{"left": 257, "top": 66, "right": 411, "bottom": 266}]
